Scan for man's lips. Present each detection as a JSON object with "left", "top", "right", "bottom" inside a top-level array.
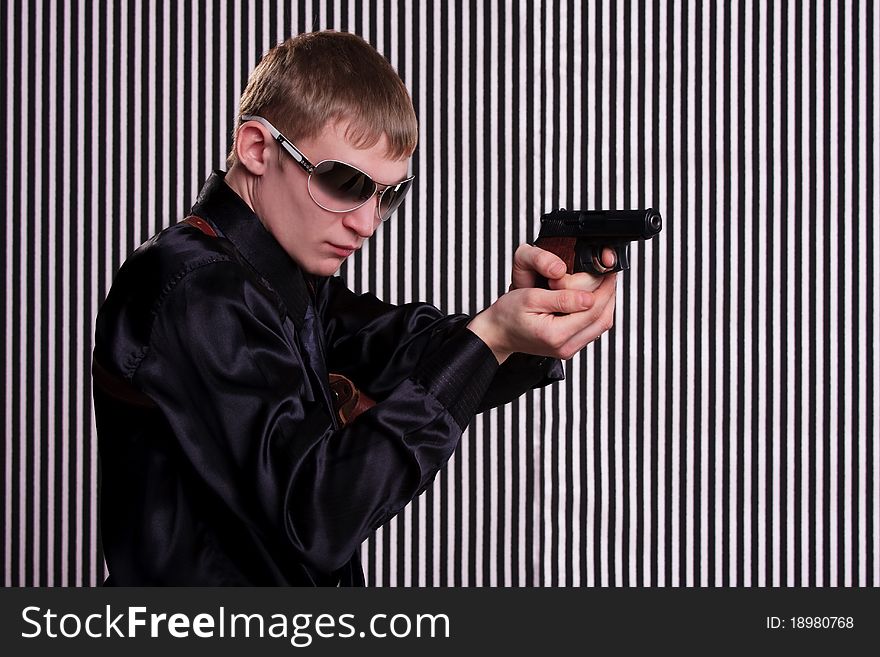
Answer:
[{"left": 327, "top": 242, "right": 360, "bottom": 256}]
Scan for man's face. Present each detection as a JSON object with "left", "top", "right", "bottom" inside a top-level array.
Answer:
[{"left": 251, "top": 120, "right": 411, "bottom": 277}]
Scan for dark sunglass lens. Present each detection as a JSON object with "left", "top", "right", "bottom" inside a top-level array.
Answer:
[
  {"left": 378, "top": 178, "right": 413, "bottom": 220},
  {"left": 311, "top": 161, "right": 375, "bottom": 211}
]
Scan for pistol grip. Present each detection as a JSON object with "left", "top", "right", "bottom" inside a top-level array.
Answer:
[{"left": 535, "top": 236, "right": 629, "bottom": 278}]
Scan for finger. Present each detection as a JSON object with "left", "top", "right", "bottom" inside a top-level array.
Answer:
[
  {"left": 514, "top": 244, "right": 566, "bottom": 280},
  {"left": 535, "top": 295, "right": 618, "bottom": 358},
  {"left": 589, "top": 268, "right": 618, "bottom": 299},
  {"left": 572, "top": 276, "right": 616, "bottom": 327},
  {"left": 563, "top": 297, "right": 617, "bottom": 354},
  {"left": 553, "top": 272, "right": 616, "bottom": 335},
  {"left": 601, "top": 247, "right": 617, "bottom": 269},
  {"left": 522, "top": 288, "right": 595, "bottom": 315},
  {"left": 548, "top": 271, "right": 604, "bottom": 293},
  {"left": 546, "top": 304, "right": 609, "bottom": 340},
  {"left": 562, "top": 276, "right": 618, "bottom": 351}
]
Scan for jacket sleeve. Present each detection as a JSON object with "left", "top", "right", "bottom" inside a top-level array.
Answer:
[
  {"left": 316, "top": 275, "right": 565, "bottom": 410},
  {"left": 133, "top": 261, "right": 499, "bottom": 575}
]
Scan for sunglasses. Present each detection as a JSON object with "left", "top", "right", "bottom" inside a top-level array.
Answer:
[{"left": 240, "top": 114, "right": 415, "bottom": 222}]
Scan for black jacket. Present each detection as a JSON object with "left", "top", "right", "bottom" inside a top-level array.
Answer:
[{"left": 93, "top": 172, "right": 563, "bottom": 585}]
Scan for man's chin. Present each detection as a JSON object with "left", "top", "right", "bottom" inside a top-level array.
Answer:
[{"left": 304, "top": 257, "right": 345, "bottom": 278}]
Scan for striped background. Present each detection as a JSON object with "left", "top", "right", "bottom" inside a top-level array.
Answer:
[{"left": 2, "top": 0, "right": 878, "bottom": 587}]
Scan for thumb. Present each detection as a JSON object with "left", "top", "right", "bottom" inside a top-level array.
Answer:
[{"left": 516, "top": 244, "right": 566, "bottom": 277}]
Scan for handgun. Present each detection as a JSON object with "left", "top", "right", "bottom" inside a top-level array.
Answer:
[{"left": 533, "top": 208, "right": 662, "bottom": 278}]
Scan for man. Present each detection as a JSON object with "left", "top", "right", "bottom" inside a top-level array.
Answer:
[{"left": 93, "top": 31, "right": 617, "bottom": 585}]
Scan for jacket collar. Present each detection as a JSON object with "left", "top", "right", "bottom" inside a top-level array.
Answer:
[{"left": 191, "top": 170, "right": 312, "bottom": 330}]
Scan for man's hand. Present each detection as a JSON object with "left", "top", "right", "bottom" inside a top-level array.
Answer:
[
  {"left": 467, "top": 268, "right": 618, "bottom": 364},
  {"left": 509, "top": 243, "right": 616, "bottom": 294}
]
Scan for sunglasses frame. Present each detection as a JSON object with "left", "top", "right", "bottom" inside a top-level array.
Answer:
[{"left": 239, "top": 114, "right": 414, "bottom": 222}]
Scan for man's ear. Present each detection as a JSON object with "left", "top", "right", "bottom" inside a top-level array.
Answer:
[{"left": 234, "top": 122, "right": 274, "bottom": 176}]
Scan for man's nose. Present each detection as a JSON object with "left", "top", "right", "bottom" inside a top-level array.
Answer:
[{"left": 342, "top": 196, "right": 381, "bottom": 238}]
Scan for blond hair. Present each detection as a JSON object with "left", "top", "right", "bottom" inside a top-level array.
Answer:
[{"left": 228, "top": 31, "right": 418, "bottom": 167}]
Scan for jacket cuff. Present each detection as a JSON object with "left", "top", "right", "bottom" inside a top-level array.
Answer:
[{"left": 414, "top": 324, "right": 499, "bottom": 429}]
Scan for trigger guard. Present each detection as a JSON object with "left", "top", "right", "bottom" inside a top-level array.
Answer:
[
  {"left": 580, "top": 246, "right": 627, "bottom": 275},
  {"left": 591, "top": 252, "right": 615, "bottom": 274}
]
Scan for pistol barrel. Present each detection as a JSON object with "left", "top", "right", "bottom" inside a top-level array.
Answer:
[{"left": 539, "top": 208, "right": 662, "bottom": 240}]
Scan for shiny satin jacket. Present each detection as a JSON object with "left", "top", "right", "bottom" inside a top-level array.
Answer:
[{"left": 93, "top": 172, "right": 564, "bottom": 585}]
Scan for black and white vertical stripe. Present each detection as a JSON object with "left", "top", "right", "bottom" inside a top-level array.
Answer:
[{"left": 2, "top": 0, "right": 877, "bottom": 587}]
